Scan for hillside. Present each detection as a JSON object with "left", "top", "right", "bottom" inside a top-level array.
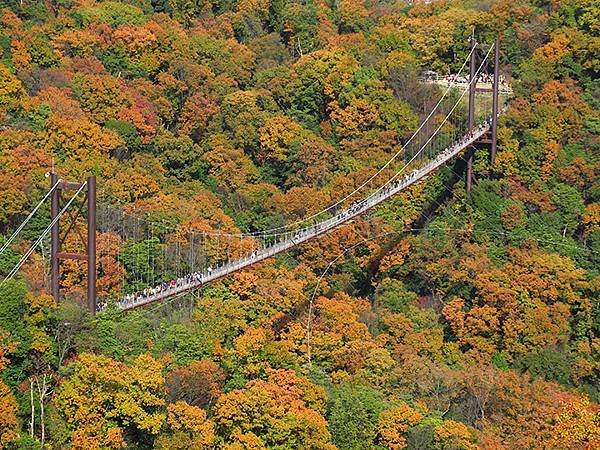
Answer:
[{"left": 0, "top": 0, "right": 598, "bottom": 448}]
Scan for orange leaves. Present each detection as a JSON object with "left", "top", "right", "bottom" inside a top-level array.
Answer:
[
  {"left": 378, "top": 50, "right": 416, "bottom": 77},
  {"left": 228, "top": 326, "right": 296, "bottom": 378},
  {"left": 0, "top": 171, "right": 28, "bottom": 226},
  {"left": 436, "top": 242, "right": 590, "bottom": 360},
  {"left": 540, "top": 141, "right": 560, "bottom": 181},
  {"left": 443, "top": 297, "right": 500, "bottom": 358},
  {"left": 230, "top": 272, "right": 259, "bottom": 299},
  {"left": 203, "top": 134, "right": 259, "bottom": 191},
  {"left": 233, "top": 326, "right": 269, "bottom": 360},
  {"left": 505, "top": 248, "right": 587, "bottom": 305},
  {"left": 558, "top": 157, "right": 599, "bottom": 193},
  {"left": 213, "top": 369, "right": 335, "bottom": 448},
  {"left": 532, "top": 79, "right": 589, "bottom": 124},
  {"left": 0, "top": 329, "right": 17, "bottom": 372},
  {"left": 178, "top": 93, "right": 219, "bottom": 141},
  {"left": 113, "top": 24, "right": 159, "bottom": 56},
  {"left": 582, "top": 203, "right": 600, "bottom": 234},
  {"left": 379, "top": 239, "right": 411, "bottom": 272},
  {"left": 304, "top": 293, "right": 377, "bottom": 372},
  {"left": 485, "top": 371, "right": 583, "bottom": 449},
  {"left": 329, "top": 97, "right": 380, "bottom": 141},
  {"left": 97, "top": 232, "right": 126, "bottom": 297},
  {"left": 155, "top": 401, "right": 215, "bottom": 449},
  {"left": 105, "top": 156, "right": 163, "bottom": 203},
  {"left": 500, "top": 203, "right": 525, "bottom": 230},
  {"left": 534, "top": 32, "right": 571, "bottom": 62},
  {"left": 235, "top": 0, "right": 270, "bottom": 21},
  {"left": 506, "top": 180, "right": 555, "bottom": 213},
  {"left": 253, "top": 263, "right": 313, "bottom": 313},
  {"left": 10, "top": 39, "right": 31, "bottom": 74},
  {"left": 43, "top": 114, "right": 122, "bottom": 167},
  {"left": 166, "top": 401, "right": 214, "bottom": 436},
  {"left": 0, "top": 378, "right": 19, "bottom": 449},
  {"left": 31, "top": 87, "right": 84, "bottom": 119},
  {"left": 286, "top": 136, "right": 336, "bottom": 187},
  {"left": 338, "top": 0, "right": 369, "bottom": 32},
  {"left": 433, "top": 420, "right": 478, "bottom": 450},
  {"left": 377, "top": 403, "right": 422, "bottom": 449},
  {"left": 270, "top": 185, "right": 329, "bottom": 221},
  {"left": 550, "top": 397, "right": 600, "bottom": 449},
  {"left": 72, "top": 74, "right": 133, "bottom": 124},
  {"left": 53, "top": 25, "right": 110, "bottom": 58},
  {"left": 116, "top": 94, "right": 159, "bottom": 144}
]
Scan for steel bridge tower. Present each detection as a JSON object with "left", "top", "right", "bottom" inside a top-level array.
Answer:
[
  {"left": 50, "top": 173, "right": 97, "bottom": 313},
  {"left": 466, "top": 38, "right": 501, "bottom": 191}
]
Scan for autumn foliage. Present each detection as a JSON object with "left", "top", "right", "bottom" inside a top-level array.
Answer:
[{"left": 0, "top": 0, "right": 598, "bottom": 448}]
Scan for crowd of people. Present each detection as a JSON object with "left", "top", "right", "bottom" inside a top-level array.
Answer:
[
  {"left": 421, "top": 71, "right": 511, "bottom": 91},
  {"left": 440, "top": 73, "right": 510, "bottom": 90},
  {"left": 98, "top": 119, "right": 491, "bottom": 313},
  {"left": 97, "top": 273, "right": 201, "bottom": 311}
]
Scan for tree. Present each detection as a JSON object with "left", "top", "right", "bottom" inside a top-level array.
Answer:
[
  {"left": 0, "top": 63, "right": 25, "bottom": 115},
  {"left": 71, "top": 74, "right": 133, "bottom": 124},
  {"left": 377, "top": 403, "right": 423, "bottom": 449},
  {"left": 0, "top": 329, "right": 18, "bottom": 449},
  {"left": 214, "top": 369, "right": 336, "bottom": 449},
  {"left": 202, "top": 133, "right": 259, "bottom": 191},
  {"left": 55, "top": 353, "right": 166, "bottom": 448},
  {"left": 327, "top": 383, "right": 387, "bottom": 449},
  {"left": 281, "top": 1, "right": 320, "bottom": 55},
  {"left": 168, "top": 0, "right": 211, "bottom": 26},
  {"left": 338, "top": 0, "right": 369, "bottom": 33},
  {"left": 376, "top": 278, "right": 418, "bottom": 313},
  {"left": 178, "top": 92, "right": 219, "bottom": 142},
  {"left": 152, "top": 129, "right": 206, "bottom": 181},
  {"left": 550, "top": 397, "right": 600, "bottom": 449},
  {"left": 166, "top": 360, "right": 225, "bottom": 409},
  {"left": 257, "top": 114, "right": 302, "bottom": 165},
  {"left": 43, "top": 114, "right": 122, "bottom": 170},
  {"left": 432, "top": 420, "right": 478, "bottom": 450},
  {"left": 155, "top": 401, "right": 215, "bottom": 449}
]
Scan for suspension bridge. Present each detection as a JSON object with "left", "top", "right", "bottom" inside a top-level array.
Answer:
[{"left": 0, "top": 39, "right": 509, "bottom": 313}]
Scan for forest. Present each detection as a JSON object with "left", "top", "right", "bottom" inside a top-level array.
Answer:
[{"left": 0, "top": 0, "right": 598, "bottom": 448}]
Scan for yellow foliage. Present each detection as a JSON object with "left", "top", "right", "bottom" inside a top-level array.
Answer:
[
  {"left": 0, "top": 64, "right": 25, "bottom": 113},
  {"left": 550, "top": 398, "right": 600, "bottom": 449},
  {"left": 582, "top": 203, "right": 600, "bottom": 234},
  {"left": 434, "top": 420, "right": 478, "bottom": 450},
  {"left": 377, "top": 403, "right": 423, "bottom": 449},
  {"left": 258, "top": 115, "right": 302, "bottom": 164},
  {"left": 155, "top": 401, "right": 215, "bottom": 449},
  {"left": 214, "top": 369, "right": 335, "bottom": 448},
  {"left": 56, "top": 353, "right": 166, "bottom": 447}
]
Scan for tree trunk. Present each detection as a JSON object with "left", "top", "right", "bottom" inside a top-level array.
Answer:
[{"left": 29, "top": 380, "right": 35, "bottom": 438}]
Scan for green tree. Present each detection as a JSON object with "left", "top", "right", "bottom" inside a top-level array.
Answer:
[{"left": 327, "top": 383, "right": 387, "bottom": 449}]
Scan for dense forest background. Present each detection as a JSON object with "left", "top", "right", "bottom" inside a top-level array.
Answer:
[{"left": 0, "top": 0, "right": 598, "bottom": 448}]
